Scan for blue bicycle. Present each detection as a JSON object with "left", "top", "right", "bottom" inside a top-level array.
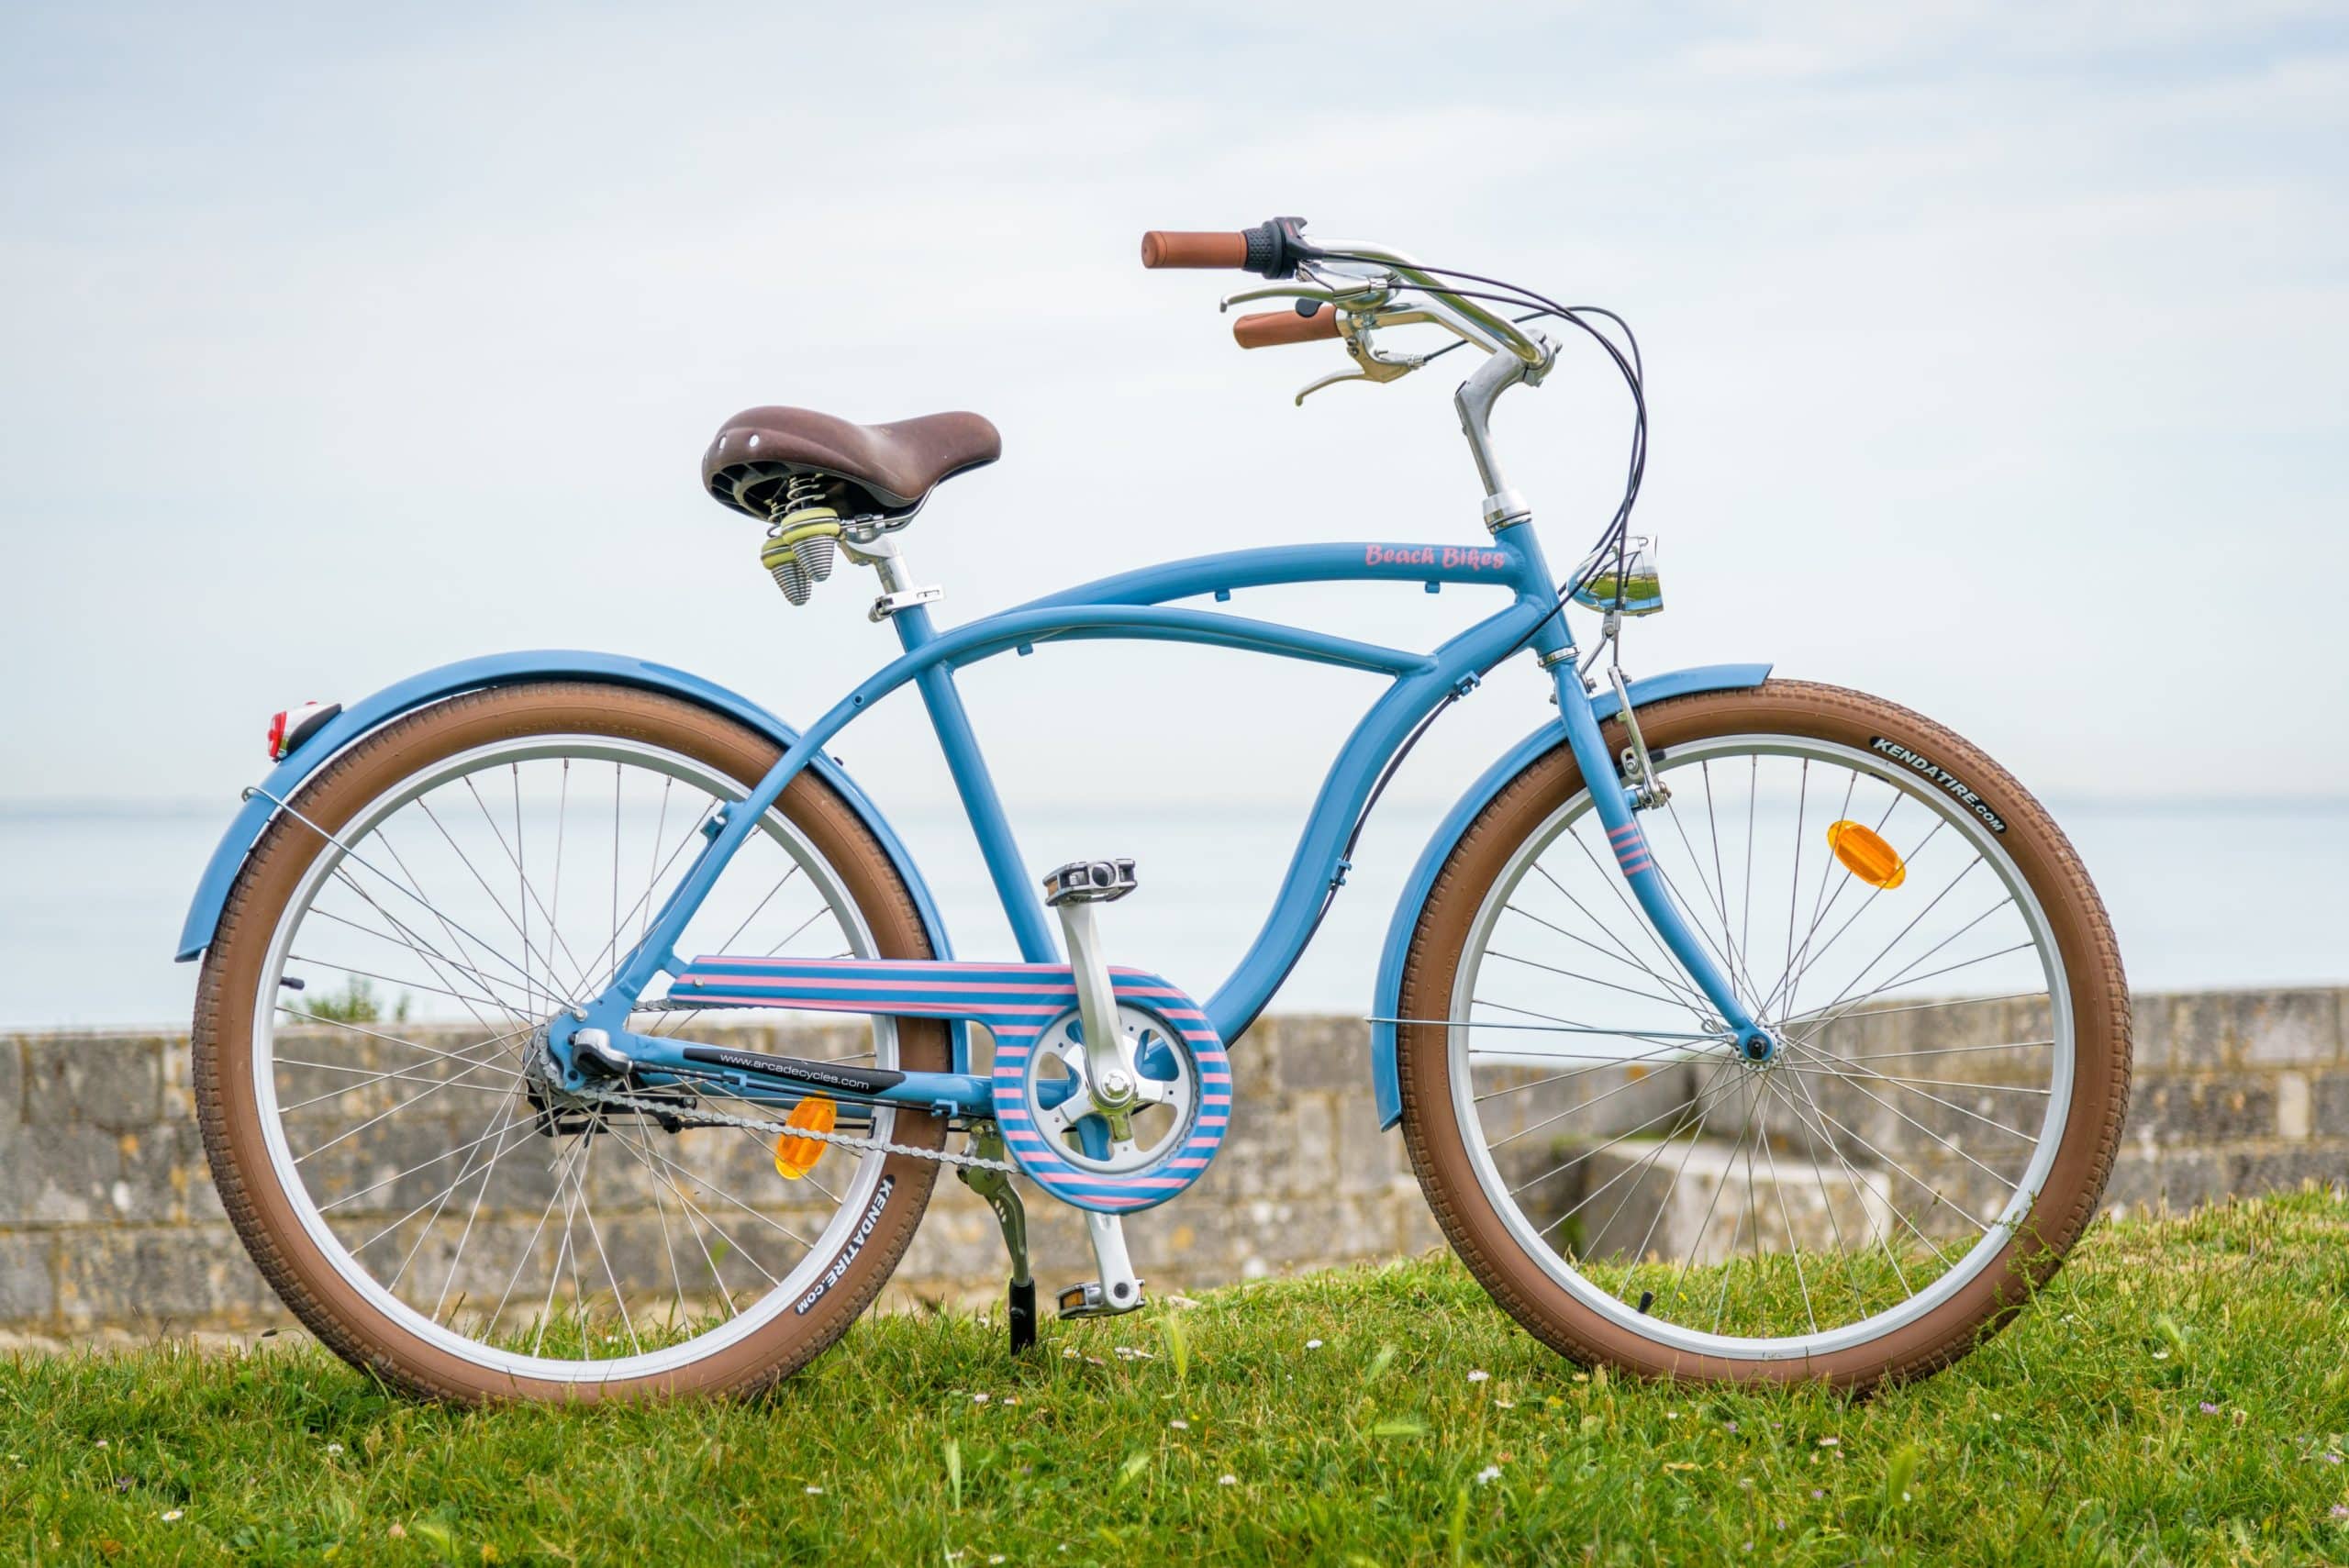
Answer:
[{"left": 181, "top": 218, "right": 2131, "bottom": 1400}]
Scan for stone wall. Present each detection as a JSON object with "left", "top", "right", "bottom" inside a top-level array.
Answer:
[{"left": 0, "top": 992, "right": 2340, "bottom": 1341}]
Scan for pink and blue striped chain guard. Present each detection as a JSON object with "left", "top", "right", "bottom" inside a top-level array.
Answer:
[{"left": 666, "top": 956, "right": 1232, "bottom": 1212}]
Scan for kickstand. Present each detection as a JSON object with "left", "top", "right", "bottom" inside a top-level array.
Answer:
[{"left": 959, "top": 1124, "right": 1037, "bottom": 1354}]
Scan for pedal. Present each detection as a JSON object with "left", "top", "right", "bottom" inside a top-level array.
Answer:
[
  {"left": 1057, "top": 1278, "right": 1146, "bottom": 1319},
  {"left": 1041, "top": 858, "right": 1136, "bottom": 906}
]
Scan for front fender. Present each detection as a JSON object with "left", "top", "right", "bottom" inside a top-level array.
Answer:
[
  {"left": 1367, "top": 662, "right": 1772, "bottom": 1128},
  {"left": 174, "top": 651, "right": 954, "bottom": 968}
]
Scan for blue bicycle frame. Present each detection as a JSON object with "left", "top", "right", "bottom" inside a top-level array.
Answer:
[{"left": 554, "top": 517, "right": 1769, "bottom": 1120}]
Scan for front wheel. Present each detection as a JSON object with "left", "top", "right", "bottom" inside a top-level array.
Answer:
[{"left": 1396, "top": 680, "right": 2130, "bottom": 1388}]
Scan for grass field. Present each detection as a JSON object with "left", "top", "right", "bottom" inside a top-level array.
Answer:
[{"left": 2, "top": 1188, "right": 2344, "bottom": 1565}]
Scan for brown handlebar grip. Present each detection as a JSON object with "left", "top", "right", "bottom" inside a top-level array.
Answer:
[
  {"left": 1232, "top": 306, "right": 1343, "bottom": 350},
  {"left": 1141, "top": 230, "right": 1250, "bottom": 269}
]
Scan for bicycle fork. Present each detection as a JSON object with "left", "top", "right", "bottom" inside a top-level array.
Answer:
[{"left": 1546, "top": 662, "right": 1774, "bottom": 1062}]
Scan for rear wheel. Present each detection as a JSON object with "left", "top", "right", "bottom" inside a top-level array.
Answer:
[
  {"left": 1397, "top": 680, "right": 2130, "bottom": 1387},
  {"left": 194, "top": 682, "right": 949, "bottom": 1401}
]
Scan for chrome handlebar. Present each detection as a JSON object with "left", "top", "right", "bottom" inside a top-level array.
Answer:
[
  {"left": 1218, "top": 235, "right": 1553, "bottom": 405},
  {"left": 1299, "top": 238, "right": 1551, "bottom": 366},
  {"left": 1215, "top": 231, "right": 1553, "bottom": 521}
]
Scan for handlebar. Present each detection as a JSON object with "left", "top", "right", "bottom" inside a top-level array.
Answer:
[
  {"left": 1142, "top": 218, "right": 1547, "bottom": 372},
  {"left": 1232, "top": 305, "right": 1342, "bottom": 350}
]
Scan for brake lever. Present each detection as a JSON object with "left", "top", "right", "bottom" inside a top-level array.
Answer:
[
  {"left": 1219, "top": 281, "right": 1393, "bottom": 313},
  {"left": 1294, "top": 309, "right": 1429, "bottom": 405}
]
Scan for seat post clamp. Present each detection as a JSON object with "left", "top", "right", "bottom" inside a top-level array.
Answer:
[{"left": 869, "top": 584, "right": 945, "bottom": 622}]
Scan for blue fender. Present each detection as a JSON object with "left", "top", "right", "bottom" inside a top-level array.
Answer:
[
  {"left": 174, "top": 651, "right": 955, "bottom": 969},
  {"left": 1367, "top": 662, "right": 1773, "bottom": 1127}
]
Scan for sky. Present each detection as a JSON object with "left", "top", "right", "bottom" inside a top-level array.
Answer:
[{"left": 4, "top": 0, "right": 2344, "bottom": 838}]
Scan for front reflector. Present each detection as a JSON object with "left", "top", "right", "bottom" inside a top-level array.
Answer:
[
  {"left": 1827, "top": 819, "right": 1907, "bottom": 889},
  {"left": 774, "top": 1095, "right": 837, "bottom": 1180}
]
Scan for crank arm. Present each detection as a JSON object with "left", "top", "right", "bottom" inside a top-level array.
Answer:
[{"left": 1059, "top": 1210, "right": 1144, "bottom": 1318}]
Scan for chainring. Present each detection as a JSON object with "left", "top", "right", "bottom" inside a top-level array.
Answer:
[{"left": 994, "top": 1000, "right": 1231, "bottom": 1212}]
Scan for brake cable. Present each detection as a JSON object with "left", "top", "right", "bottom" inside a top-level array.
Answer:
[{"left": 1305, "top": 264, "right": 1651, "bottom": 663}]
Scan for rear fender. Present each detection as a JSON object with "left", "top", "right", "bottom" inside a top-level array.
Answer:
[
  {"left": 175, "top": 650, "right": 954, "bottom": 972},
  {"left": 1367, "top": 662, "right": 1772, "bottom": 1127}
]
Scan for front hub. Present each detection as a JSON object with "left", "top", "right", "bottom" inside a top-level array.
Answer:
[{"left": 1737, "top": 1028, "right": 1777, "bottom": 1064}]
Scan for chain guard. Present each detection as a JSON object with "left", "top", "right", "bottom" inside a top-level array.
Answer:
[{"left": 666, "top": 957, "right": 1233, "bottom": 1209}]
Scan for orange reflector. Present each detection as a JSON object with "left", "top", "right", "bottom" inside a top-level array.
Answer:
[
  {"left": 1827, "top": 819, "right": 1907, "bottom": 889},
  {"left": 774, "top": 1095, "right": 837, "bottom": 1180}
]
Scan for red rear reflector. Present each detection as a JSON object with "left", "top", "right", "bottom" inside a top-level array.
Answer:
[{"left": 266, "top": 701, "right": 341, "bottom": 762}]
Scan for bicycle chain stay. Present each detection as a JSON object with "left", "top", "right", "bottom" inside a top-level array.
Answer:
[{"left": 582, "top": 1085, "right": 1018, "bottom": 1172}]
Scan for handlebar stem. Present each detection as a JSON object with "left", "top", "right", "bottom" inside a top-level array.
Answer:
[{"left": 1456, "top": 350, "right": 1534, "bottom": 531}]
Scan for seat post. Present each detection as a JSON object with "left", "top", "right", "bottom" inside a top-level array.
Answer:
[{"left": 844, "top": 522, "right": 945, "bottom": 625}]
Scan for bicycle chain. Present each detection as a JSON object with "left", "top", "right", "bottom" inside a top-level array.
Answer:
[{"left": 584, "top": 1086, "right": 1018, "bottom": 1173}]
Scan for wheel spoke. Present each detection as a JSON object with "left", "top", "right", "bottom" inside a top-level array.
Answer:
[
  {"left": 1542, "top": 1057, "right": 1747, "bottom": 1240},
  {"left": 1525, "top": 864, "right": 1711, "bottom": 1014}
]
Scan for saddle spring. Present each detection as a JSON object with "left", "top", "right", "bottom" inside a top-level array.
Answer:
[{"left": 760, "top": 473, "right": 842, "bottom": 606}]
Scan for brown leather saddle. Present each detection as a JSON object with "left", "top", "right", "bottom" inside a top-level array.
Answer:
[{"left": 703, "top": 406, "right": 1001, "bottom": 522}]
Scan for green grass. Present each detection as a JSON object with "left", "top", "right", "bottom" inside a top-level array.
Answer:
[{"left": 4, "top": 1190, "right": 2346, "bottom": 1565}]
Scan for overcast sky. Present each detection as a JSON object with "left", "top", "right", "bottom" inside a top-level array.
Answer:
[{"left": 4, "top": 1, "right": 2343, "bottom": 836}]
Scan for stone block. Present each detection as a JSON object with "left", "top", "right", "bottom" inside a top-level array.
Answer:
[
  {"left": 0, "top": 1125, "right": 122, "bottom": 1225},
  {"left": 24, "top": 1035, "right": 164, "bottom": 1130},
  {"left": 1333, "top": 1093, "right": 1408, "bottom": 1195},
  {"left": 2101, "top": 1148, "right": 2221, "bottom": 1217},
  {"left": 2314, "top": 1071, "right": 2349, "bottom": 1139},
  {"left": 0, "top": 1233, "right": 54, "bottom": 1322},
  {"left": 1521, "top": 1135, "right": 1896, "bottom": 1266},
  {"left": 53, "top": 1226, "right": 280, "bottom": 1330},
  {"left": 0, "top": 1037, "right": 24, "bottom": 1127},
  {"left": 2234, "top": 992, "right": 2343, "bottom": 1067},
  {"left": 159, "top": 1035, "right": 196, "bottom": 1123},
  {"left": 2213, "top": 1144, "right": 2349, "bottom": 1196},
  {"left": 2105, "top": 1142, "right": 2349, "bottom": 1218},
  {"left": 1204, "top": 1089, "right": 1332, "bottom": 1199},
  {"left": 116, "top": 1122, "right": 228, "bottom": 1225},
  {"left": 2142, "top": 991, "right": 2340, "bottom": 1071},
  {"left": 1258, "top": 1016, "right": 1367, "bottom": 1094},
  {"left": 2130, "top": 995, "right": 2181, "bottom": 1072},
  {"left": 2125, "top": 1075, "right": 2280, "bottom": 1146},
  {"left": 2277, "top": 1073, "right": 2312, "bottom": 1141}
]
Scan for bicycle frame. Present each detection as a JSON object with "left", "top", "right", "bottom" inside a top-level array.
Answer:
[
  {"left": 561, "top": 517, "right": 1768, "bottom": 1119},
  {"left": 182, "top": 251, "right": 1774, "bottom": 1158}
]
